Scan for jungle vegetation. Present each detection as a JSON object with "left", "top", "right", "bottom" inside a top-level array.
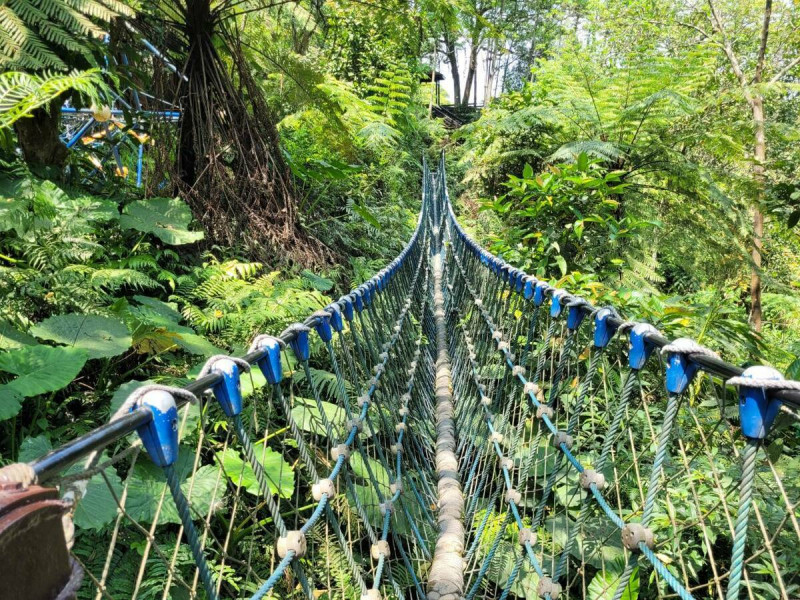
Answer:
[{"left": 0, "top": 0, "right": 798, "bottom": 597}]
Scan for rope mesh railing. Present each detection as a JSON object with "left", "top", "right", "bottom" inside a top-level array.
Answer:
[
  {"left": 1, "top": 153, "right": 799, "bottom": 600},
  {"left": 433, "top": 151, "right": 800, "bottom": 600}
]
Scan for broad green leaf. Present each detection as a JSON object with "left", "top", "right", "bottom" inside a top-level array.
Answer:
[
  {"left": 119, "top": 197, "right": 204, "bottom": 245},
  {"left": 291, "top": 396, "right": 346, "bottom": 436},
  {"left": 126, "top": 456, "right": 224, "bottom": 524},
  {"left": 172, "top": 332, "right": 223, "bottom": 356},
  {"left": 0, "top": 346, "right": 88, "bottom": 419},
  {"left": 132, "top": 295, "right": 183, "bottom": 323},
  {"left": 349, "top": 452, "right": 390, "bottom": 491},
  {"left": 18, "top": 435, "right": 52, "bottom": 462},
  {"left": 351, "top": 203, "right": 381, "bottom": 228},
  {"left": 30, "top": 314, "right": 131, "bottom": 359},
  {"left": 555, "top": 255, "right": 568, "bottom": 276},
  {"left": 73, "top": 468, "right": 124, "bottom": 530},
  {"left": 587, "top": 558, "right": 639, "bottom": 600},
  {"left": 0, "top": 319, "right": 38, "bottom": 350},
  {"left": 301, "top": 269, "right": 334, "bottom": 292},
  {"left": 216, "top": 446, "right": 294, "bottom": 498}
]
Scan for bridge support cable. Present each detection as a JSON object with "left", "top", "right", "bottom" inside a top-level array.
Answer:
[{"left": 436, "top": 149, "right": 800, "bottom": 600}]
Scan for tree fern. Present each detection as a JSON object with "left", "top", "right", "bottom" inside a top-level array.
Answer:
[
  {"left": 0, "top": 0, "right": 132, "bottom": 71},
  {"left": 0, "top": 69, "right": 110, "bottom": 128}
]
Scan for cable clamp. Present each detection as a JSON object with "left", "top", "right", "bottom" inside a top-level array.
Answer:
[
  {"left": 537, "top": 577, "right": 562, "bottom": 599},
  {"left": 395, "top": 422, "right": 406, "bottom": 433},
  {"left": 380, "top": 501, "right": 394, "bottom": 515},
  {"left": 398, "top": 406, "right": 409, "bottom": 417},
  {"left": 477, "top": 383, "right": 487, "bottom": 395},
  {"left": 361, "top": 592, "right": 382, "bottom": 600},
  {"left": 579, "top": 469, "right": 606, "bottom": 491},
  {"left": 500, "top": 457, "right": 513, "bottom": 471},
  {"left": 519, "top": 528, "right": 536, "bottom": 546},
  {"left": 481, "top": 396, "right": 492, "bottom": 407},
  {"left": 552, "top": 432, "right": 573, "bottom": 450},
  {"left": 347, "top": 418, "right": 363, "bottom": 433},
  {"left": 490, "top": 432, "right": 504, "bottom": 444},
  {"left": 497, "top": 341, "right": 509, "bottom": 352},
  {"left": 391, "top": 480, "right": 404, "bottom": 495},
  {"left": 331, "top": 444, "right": 350, "bottom": 461},
  {"left": 390, "top": 443, "right": 403, "bottom": 455},
  {"left": 475, "top": 299, "right": 483, "bottom": 307},
  {"left": 512, "top": 365, "right": 525, "bottom": 377},
  {"left": 492, "top": 330, "right": 503, "bottom": 341},
  {"left": 277, "top": 531, "right": 307, "bottom": 559},
  {"left": 379, "top": 351, "right": 389, "bottom": 362},
  {"left": 371, "top": 540, "right": 391, "bottom": 559},
  {"left": 536, "top": 405, "right": 554, "bottom": 420},
  {"left": 621, "top": 523, "right": 654, "bottom": 551},
  {"left": 358, "top": 395, "right": 370, "bottom": 408},
  {"left": 312, "top": 478, "right": 337, "bottom": 501}
]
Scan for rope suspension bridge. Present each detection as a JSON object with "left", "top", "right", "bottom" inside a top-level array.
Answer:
[{"left": 1, "top": 154, "right": 799, "bottom": 600}]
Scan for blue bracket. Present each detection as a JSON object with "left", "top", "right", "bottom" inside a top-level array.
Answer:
[
  {"left": 353, "top": 291, "right": 364, "bottom": 313},
  {"left": 737, "top": 366, "right": 784, "bottom": 439},
  {"left": 311, "top": 310, "right": 333, "bottom": 342},
  {"left": 209, "top": 359, "right": 243, "bottom": 417},
  {"left": 515, "top": 270, "right": 524, "bottom": 294},
  {"left": 629, "top": 323, "right": 658, "bottom": 370},
  {"left": 534, "top": 282, "right": 548, "bottom": 306},
  {"left": 339, "top": 296, "right": 355, "bottom": 322},
  {"left": 550, "top": 290, "right": 568, "bottom": 318},
  {"left": 327, "top": 304, "right": 344, "bottom": 333},
  {"left": 567, "top": 302, "right": 587, "bottom": 331},
  {"left": 134, "top": 390, "right": 179, "bottom": 467},
  {"left": 665, "top": 339, "right": 702, "bottom": 394},
  {"left": 287, "top": 324, "right": 311, "bottom": 362},
  {"left": 254, "top": 337, "right": 283, "bottom": 384},
  {"left": 523, "top": 276, "right": 536, "bottom": 300},
  {"left": 594, "top": 308, "right": 619, "bottom": 348}
]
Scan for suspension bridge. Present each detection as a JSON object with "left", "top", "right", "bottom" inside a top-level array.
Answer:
[{"left": 1, "top": 154, "right": 798, "bottom": 600}]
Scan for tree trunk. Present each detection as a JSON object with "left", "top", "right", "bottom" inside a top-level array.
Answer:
[
  {"left": 14, "top": 103, "right": 68, "bottom": 168},
  {"left": 462, "top": 44, "right": 478, "bottom": 106},
  {"left": 444, "top": 35, "right": 461, "bottom": 106},
  {"left": 749, "top": 95, "right": 766, "bottom": 331}
]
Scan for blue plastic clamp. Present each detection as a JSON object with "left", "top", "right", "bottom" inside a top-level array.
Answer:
[
  {"left": 287, "top": 324, "right": 311, "bottom": 362},
  {"left": 551, "top": 290, "right": 568, "bottom": 318},
  {"left": 534, "top": 282, "right": 549, "bottom": 306},
  {"left": 515, "top": 271, "right": 524, "bottom": 293},
  {"left": 339, "top": 296, "right": 355, "bottom": 321},
  {"left": 629, "top": 323, "right": 658, "bottom": 370},
  {"left": 209, "top": 358, "right": 243, "bottom": 417},
  {"left": 737, "top": 366, "right": 784, "bottom": 439},
  {"left": 665, "top": 339, "right": 702, "bottom": 394},
  {"left": 327, "top": 304, "right": 344, "bottom": 332},
  {"left": 523, "top": 276, "right": 536, "bottom": 300},
  {"left": 594, "top": 308, "right": 619, "bottom": 348},
  {"left": 254, "top": 337, "right": 283, "bottom": 384},
  {"left": 311, "top": 310, "right": 333, "bottom": 342},
  {"left": 567, "top": 302, "right": 587, "bottom": 331},
  {"left": 353, "top": 290, "right": 364, "bottom": 312},
  {"left": 134, "top": 390, "right": 179, "bottom": 467}
]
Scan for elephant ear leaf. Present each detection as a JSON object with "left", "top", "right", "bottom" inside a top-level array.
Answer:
[
  {"left": 0, "top": 345, "right": 88, "bottom": 420},
  {"left": 119, "top": 197, "right": 204, "bottom": 245},
  {"left": 30, "top": 314, "right": 131, "bottom": 359}
]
